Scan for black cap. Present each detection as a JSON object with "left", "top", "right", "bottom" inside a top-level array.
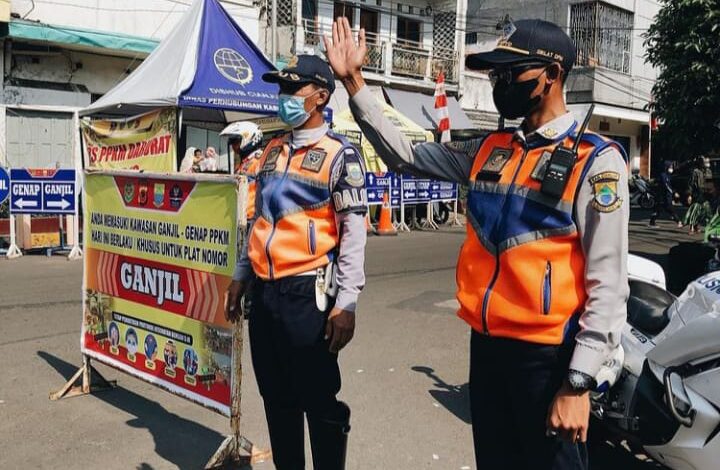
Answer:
[
  {"left": 466, "top": 19, "right": 576, "bottom": 72},
  {"left": 262, "top": 55, "right": 335, "bottom": 94}
]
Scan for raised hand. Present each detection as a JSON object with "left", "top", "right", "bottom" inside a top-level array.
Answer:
[{"left": 323, "top": 17, "right": 367, "bottom": 95}]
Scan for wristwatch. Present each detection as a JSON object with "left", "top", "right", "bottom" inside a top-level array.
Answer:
[{"left": 567, "top": 370, "right": 596, "bottom": 392}]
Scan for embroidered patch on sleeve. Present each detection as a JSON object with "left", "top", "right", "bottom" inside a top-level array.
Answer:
[
  {"left": 590, "top": 171, "right": 622, "bottom": 212},
  {"left": 301, "top": 149, "right": 327, "bottom": 172},
  {"left": 344, "top": 162, "right": 365, "bottom": 187}
]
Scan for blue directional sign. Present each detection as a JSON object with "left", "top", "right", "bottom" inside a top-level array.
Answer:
[
  {"left": 365, "top": 171, "right": 400, "bottom": 207},
  {"left": 10, "top": 168, "right": 76, "bottom": 215},
  {"left": 401, "top": 175, "right": 434, "bottom": 204},
  {"left": 429, "top": 180, "right": 459, "bottom": 201},
  {"left": 0, "top": 167, "right": 9, "bottom": 205}
]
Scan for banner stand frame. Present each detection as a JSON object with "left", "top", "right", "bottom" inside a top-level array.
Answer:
[
  {"left": 6, "top": 214, "right": 23, "bottom": 259},
  {"left": 205, "top": 320, "right": 271, "bottom": 469},
  {"left": 450, "top": 199, "right": 463, "bottom": 227},
  {"left": 49, "top": 354, "right": 116, "bottom": 400},
  {"left": 420, "top": 202, "right": 439, "bottom": 230}
]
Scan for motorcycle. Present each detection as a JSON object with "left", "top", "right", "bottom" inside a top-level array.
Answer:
[
  {"left": 629, "top": 174, "right": 656, "bottom": 209},
  {"left": 590, "top": 254, "right": 720, "bottom": 469}
]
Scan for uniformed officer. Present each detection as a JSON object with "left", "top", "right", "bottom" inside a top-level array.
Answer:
[
  {"left": 325, "top": 18, "right": 628, "bottom": 469},
  {"left": 221, "top": 121, "right": 264, "bottom": 219},
  {"left": 226, "top": 55, "right": 368, "bottom": 470}
]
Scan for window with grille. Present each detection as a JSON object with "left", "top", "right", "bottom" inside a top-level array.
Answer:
[
  {"left": 570, "top": 2, "right": 633, "bottom": 74},
  {"left": 265, "top": 0, "right": 295, "bottom": 27}
]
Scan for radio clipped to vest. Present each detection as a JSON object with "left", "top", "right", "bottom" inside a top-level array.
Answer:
[{"left": 540, "top": 104, "right": 595, "bottom": 198}]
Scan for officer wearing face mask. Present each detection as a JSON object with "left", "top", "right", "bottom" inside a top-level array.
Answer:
[
  {"left": 325, "top": 18, "right": 628, "bottom": 470},
  {"left": 225, "top": 55, "right": 367, "bottom": 470}
]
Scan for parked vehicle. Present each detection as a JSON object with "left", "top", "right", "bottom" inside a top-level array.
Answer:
[
  {"left": 629, "top": 174, "right": 656, "bottom": 209},
  {"left": 590, "top": 255, "right": 720, "bottom": 470}
]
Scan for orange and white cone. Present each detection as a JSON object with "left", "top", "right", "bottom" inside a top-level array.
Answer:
[{"left": 376, "top": 190, "right": 397, "bottom": 236}]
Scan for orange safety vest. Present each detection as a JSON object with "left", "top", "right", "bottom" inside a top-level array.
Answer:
[
  {"left": 239, "top": 153, "right": 262, "bottom": 220},
  {"left": 248, "top": 132, "right": 350, "bottom": 280},
  {"left": 457, "top": 128, "right": 624, "bottom": 345}
]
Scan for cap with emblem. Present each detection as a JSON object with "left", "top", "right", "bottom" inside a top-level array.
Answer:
[
  {"left": 466, "top": 19, "right": 576, "bottom": 73},
  {"left": 262, "top": 54, "right": 336, "bottom": 94}
]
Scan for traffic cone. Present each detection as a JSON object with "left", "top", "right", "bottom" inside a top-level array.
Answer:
[
  {"left": 376, "top": 190, "right": 397, "bottom": 236},
  {"left": 365, "top": 212, "right": 376, "bottom": 235}
]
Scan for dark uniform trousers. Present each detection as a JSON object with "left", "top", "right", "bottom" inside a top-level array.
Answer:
[
  {"left": 249, "top": 275, "right": 349, "bottom": 470},
  {"left": 469, "top": 330, "right": 589, "bottom": 470}
]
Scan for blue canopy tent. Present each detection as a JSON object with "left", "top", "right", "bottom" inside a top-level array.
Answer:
[{"left": 80, "top": 0, "right": 280, "bottom": 170}]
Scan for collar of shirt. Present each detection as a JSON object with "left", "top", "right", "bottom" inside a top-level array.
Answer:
[
  {"left": 290, "top": 123, "right": 329, "bottom": 149},
  {"left": 514, "top": 112, "right": 576, "bottom": 148}
]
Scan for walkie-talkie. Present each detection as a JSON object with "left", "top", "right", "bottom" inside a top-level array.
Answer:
[{"left": 540, "top": 104, "right": 595, "bottom": 198}]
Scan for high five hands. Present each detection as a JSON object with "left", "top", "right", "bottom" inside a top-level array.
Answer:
[{"left": 323, "top": 17, "right": 367, "bottom": 96}]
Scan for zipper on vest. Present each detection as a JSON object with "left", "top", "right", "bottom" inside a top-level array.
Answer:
[
  {"left": 265, "top": 146, "right": 294, "bottom": 279},
  {"left": 308, "top": 220, "right": 317, "bottom": 255},
  {"left": 480, "top": 144, "right": 529, "bottom": 334},
  {"left": 543, "top": 261, "right": 552, "bottom": 315}
]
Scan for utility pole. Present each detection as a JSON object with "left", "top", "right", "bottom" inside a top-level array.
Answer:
[{"left": 271, "top": 0, "right": 277, "bottom": 64}]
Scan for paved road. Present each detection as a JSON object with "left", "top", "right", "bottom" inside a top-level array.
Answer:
[{"left": 0, "top": 212, "right": 694, "bottom": 469}]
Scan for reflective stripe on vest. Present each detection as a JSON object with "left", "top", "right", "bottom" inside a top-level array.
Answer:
[
  {"left": 456, "top": 129, "right": 621, "bottom": 345},
  {"left": 248, "top": 133, "right": 348, "bottom": 280},
  {"left": 240, "top": 156, "right": 261, "bottom": 220}
]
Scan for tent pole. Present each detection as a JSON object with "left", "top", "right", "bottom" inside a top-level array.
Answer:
[{"left": 271, "top": 0, "right": 277, "bottom": 64}]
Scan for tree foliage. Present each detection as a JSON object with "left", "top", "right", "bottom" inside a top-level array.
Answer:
[{"left": 645, "top": 0, "right": 720, "bottom": 162}]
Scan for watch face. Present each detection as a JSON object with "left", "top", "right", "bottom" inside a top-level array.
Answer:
[{"left": 569, "top": 371, "right": 592, "bottom": 391}]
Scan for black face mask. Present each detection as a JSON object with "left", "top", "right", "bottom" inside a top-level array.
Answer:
[{"left": 492, "top": 71, "right": 546, "bottom": 120}]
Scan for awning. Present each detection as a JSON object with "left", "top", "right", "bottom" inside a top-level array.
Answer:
[
  {"left": 568, "top": 103, "right": 649, "bottom": 123},
  {"left": 383, "top": 88, "right": 475, "bottom": 130},
  {"left": 7, "top": 19, "right": 158, "bottom": 56},
  {"left": 334, "top": 98, "right": 434, "bottom": 173},
  {"left": 329, "top": 83, "right": 385, "bottom": 113}
]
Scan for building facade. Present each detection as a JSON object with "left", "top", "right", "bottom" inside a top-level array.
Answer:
[
  {"left": 0, "top": 0, "right": 260, "bottom": 169},
  {"left": 257, "top": 0, "right": 476, "bottom": 135},
  {"left": 463, "top": 0, "right": 659, "bottom": 175}
]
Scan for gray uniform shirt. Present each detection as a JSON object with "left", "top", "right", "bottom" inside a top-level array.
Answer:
[
  {"left": 233, "top": 123, "right": 367, "bottom": 313},
  {"left": 349, "top": 85, "right": 629, "bottom": 378}
]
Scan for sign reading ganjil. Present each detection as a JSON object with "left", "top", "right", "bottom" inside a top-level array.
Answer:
[{"left": 81, "top": 171, "right": 238, "bottom": 415}]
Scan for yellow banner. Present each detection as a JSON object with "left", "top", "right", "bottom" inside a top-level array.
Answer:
[
  {"left": 81, "top": 171, "right": 239, "bottom": 415},
  {"left": 81, "top": 108, "right": 177, "bottom": 172}
]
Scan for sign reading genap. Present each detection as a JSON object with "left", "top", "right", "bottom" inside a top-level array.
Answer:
[{"left": 10, "top": 168, "right": 76, "bottom": 215}]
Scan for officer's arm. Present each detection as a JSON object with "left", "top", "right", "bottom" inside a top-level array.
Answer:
[
  {"left": 348, "top": 86, "right": 479, "bottom": 184},
  {"left": 330, "top": 149, "right": 368, "bottom": 312},
  {"left": 571, "top": 147, "right": 630, "bottom": 379}
]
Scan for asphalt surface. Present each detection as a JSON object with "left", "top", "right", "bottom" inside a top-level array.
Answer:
[{"left": 0, "top": 209, "right": 696, "bottom": 469}]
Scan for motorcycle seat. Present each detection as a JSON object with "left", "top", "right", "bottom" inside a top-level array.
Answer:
[{"left": 626, "top": 280, "right": 674, "bottom": 337}]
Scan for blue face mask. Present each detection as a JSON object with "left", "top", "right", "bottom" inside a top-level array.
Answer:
[{"left": 278, "top": 94, "right": 312, "bottom": 128}]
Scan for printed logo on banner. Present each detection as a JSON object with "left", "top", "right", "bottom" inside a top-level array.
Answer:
[
  {"left": 123, "top": 182, "right": 135, "bottom": 203},
  {"left": 138, "top": 183, "right": 149, "bottom": 205},
  {"left": 169, "top": 185, "right": 183, "bottom": 208},
  {"left": 213, "top": 48, "right": 253, "bottom": 85},
  {"left": 114, "top": 176, "right": 194, "bottom": 213}
]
